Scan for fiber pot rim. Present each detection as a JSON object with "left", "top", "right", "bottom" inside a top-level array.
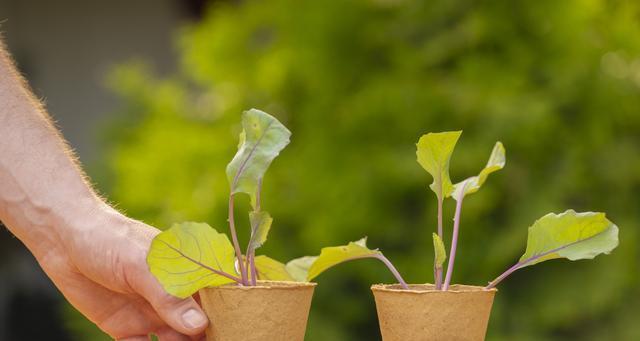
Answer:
[
  {"left": 203, "top": 280, "right": 316, "bottom": 292},
  {"left": 371, "top": 283, "right": 497, "bottom": 294}
]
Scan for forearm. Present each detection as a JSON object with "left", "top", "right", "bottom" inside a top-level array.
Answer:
[{"left": 0, "top": 42, "right": 106, "bottom": 256}]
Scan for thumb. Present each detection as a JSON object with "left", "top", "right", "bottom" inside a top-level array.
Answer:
[
  {"left": 130, "top": 268, "right": 209, "bottom": 336},
  {"left": 124, "top": 221, "right": 209, "bottom": 336}
]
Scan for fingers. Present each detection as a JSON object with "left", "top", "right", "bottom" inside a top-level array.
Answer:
[
  {"left": 118, "top": 326, "right": 204, "bottom": 341},
  {"left": 39, "top": 253, "right": 166, "bottom": 338},
  {"left": 129, "top": 269, "right": 209, "bottom": 336},
  {"left": 118, "top": 337, "right": 149, "bottom": 341},
  {"left": 155, "top": 326, "right": 204, "bottom": 341}
]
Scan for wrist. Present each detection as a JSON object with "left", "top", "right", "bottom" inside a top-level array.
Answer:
[
  {"left": 0, "top": 191, "right": 98, "bottom": 261},
  {"left": 51, "top": 195, "right": 124, "bottom": 245},
  {"left": 15, "top": 192, "right": 113, "bottom": 258}
]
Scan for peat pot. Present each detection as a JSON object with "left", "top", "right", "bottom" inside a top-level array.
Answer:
[
  {"left": 371, "top": 284, "right": 497, "bottom": 341},
  {"left": 199, "top": 281, "right": 316, "bottom": 341}
]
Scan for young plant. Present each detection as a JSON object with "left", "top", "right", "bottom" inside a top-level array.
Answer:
[
  {"left": 416, "top": 131, "right": 460, "bottom": 289},
  {"left": 146, "top": 109, "right": 408, "bottom": 299},
  {"left": 415, "top": 131, "right": 619, "bottom": 291},
  {"left": 291, "top": 132, "right": 618, "bottom": 296}
]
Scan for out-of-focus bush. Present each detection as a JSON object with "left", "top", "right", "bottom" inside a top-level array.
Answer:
[{"left": 90, "top": 0, "right": 640, "bottom": 339}]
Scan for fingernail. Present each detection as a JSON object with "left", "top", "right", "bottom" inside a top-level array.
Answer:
[{"left": 182, "top": 308, "right": 207, "bottom": 329}]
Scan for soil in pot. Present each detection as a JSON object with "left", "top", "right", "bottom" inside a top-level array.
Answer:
[
  {"left": 199, "top": 280, "right": 316, "bottom": 341},
  {"left": 371, "top": 284, "right": 497, "bottom": 341}
]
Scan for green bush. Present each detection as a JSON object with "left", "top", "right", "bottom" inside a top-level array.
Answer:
[{"left": 92, "top": 0, "right": 640, "bottom": 339}]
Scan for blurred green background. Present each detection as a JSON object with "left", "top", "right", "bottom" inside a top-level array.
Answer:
[
  {"left": 98, "top": 0, "right": 640, "bottom": 339},
  {"left": 4, "top": 0, "right": 640, "bottom": 340}
]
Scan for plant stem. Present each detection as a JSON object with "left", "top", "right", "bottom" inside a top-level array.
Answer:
[
  {"left": 486, "top": 261, "right": 522, "bottom": 289},
  {"left": 249, "top": 253, "right": 257, "bottom": 285},
  {"left": 437, "top": 197, "right": 444, "bottom": 240},
  {"left": 244, "top": 249, "right": 252, "bottom": 283},
  {"left": 245, "top": 178, "right": 262, "bottom": 286},
  {"left": 485, "top": 241, "right": 581, "bottom": 289},
  {"left": 435, "top": 197, "right": 444, "bottom": 290},
  {"left": 443, "top": 195, "right": 464, "bottom": 290},
  {"left": 374, "top": 254, "right": 409, "bottom": 290},
  {"left": 228, "top": 194, "right": 248, "bottom": 285},
  {"left": 245, "top": 245, "right": 257, "bottom": 286},
  {"left": 335, "top": 254, "right": 409, "bottom": 289}
]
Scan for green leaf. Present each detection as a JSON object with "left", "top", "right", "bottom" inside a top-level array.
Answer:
[
  {"left": 452, "top": 141, "right": 505, "bottom": 200},
  {"left": 416, "top": 131, "right": 462, "bottom": 200},
  {"left": 285, "top": 256, "right": 318, "bottom": 282},
  {"left": 518, "top": 210, "right": 619, "bottom": 268},
  {"left": 307, "top": 237, "right": 380, "bottom": 281},
  {"left": 432, "top": 233, "right": 447, "bottom": 268},
  {"left": 226, "top": 109, "right": 291, "bottom": 209},
  {"left": 147, "top": 222, "right": 238, "bottom": 298},
  {"left": 248, "top": 211, "right": 273, "bottom": 251},
  {"left": 253, "top": 255, "right": 295, "bottom": 281}
]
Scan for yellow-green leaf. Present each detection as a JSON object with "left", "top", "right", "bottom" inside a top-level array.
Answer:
[
  {"left": 147, "top": 222, "right": 238, "bottom": 298},
  {"left": 248, "top": 211, "right": 272, "bottom": 251},
  {"left": 226, "top": 109, "right": 291, "bottom": 209},
  {"left": 519, "top": 210, "right": 619, "bottom": 268},
  {"left": 254, "top": 255, "right": 294, "bottom": 281},
  {"left": 307, "top": 237, "right": 380, "bottom": 281},
  {"left": 285, "top": 256, "right": 318, "bottom": 282},
  {"left": 432, "top": 233, "right": 446, "bottom": 268},
  {"left": 452, "top": 141, "right": 505, "bottom": 200},
  {"left": 416, "top": 131, "right": 462, "bottom": 200}
]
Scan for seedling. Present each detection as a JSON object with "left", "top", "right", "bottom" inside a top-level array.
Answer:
[
  {"left": 415, "top": 131, "right": 619, "bottom": 290},
  {"left": 289, "top": 131, "right": 619, "bottom": 292},
  {"left": 146, "top": 109, "right": 408, "bottom": 298},
  {"left": 147, "top": 123, "right": 618, "bottom": 298}
]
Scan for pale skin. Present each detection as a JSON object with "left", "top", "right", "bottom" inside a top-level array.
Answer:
[{"left": 0, "top": 42, "right": 207, "bottom": 340}]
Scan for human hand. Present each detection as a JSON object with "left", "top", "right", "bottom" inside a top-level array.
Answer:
[
  {"left": 33, "top": 203, "right": 208, "bottom": 340},
  {"left": 0, "top": 42, "right": 207, "bottom": 340}
]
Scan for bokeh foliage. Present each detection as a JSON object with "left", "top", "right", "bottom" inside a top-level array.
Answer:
[{"left": 89, "top": 0, "right": 640, "bottom": 339}]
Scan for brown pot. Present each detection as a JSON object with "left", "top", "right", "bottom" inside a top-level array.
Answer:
[
  {"left": 199, "top": 281, "right": 316, "bottom": 341},
  {"left": 371, "top": 284, "right": 497, "bottom": 341}
]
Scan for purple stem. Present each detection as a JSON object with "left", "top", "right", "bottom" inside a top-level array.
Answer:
[
  {"left": 435, "top": 198, "right": 444, "bottom": 290},
  {"left": 443, "top": 195, "right": 464, "bottom": 290},
  {"left": 323, "top": 254, "right": 409, "bottom": 289},
  {"left": 249, "top": 253, "right": 257, "bottom": 285},
  {"left": 485, "top": 261, "right": 522, "bottom": 289},
  {"left": 245, "top": 245, "right": 257, "bottom": 286},
  {"left": 228, "top": 195, "right": 248, "bottom": 285},
  {"left": 245, "top": 178, "right": 262, "bottom": 286},
  {"left": 244, "top": 250, "right": 252, "bottom": 284},
  {"left": 373, "top": 254, "right": 409, "bottom": 290},
  {"left": 437, "top": 197, "right": 444, "bottom": 240},
  {"left": 485, "top": 238, "right": 591, "bottom": 289}
]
